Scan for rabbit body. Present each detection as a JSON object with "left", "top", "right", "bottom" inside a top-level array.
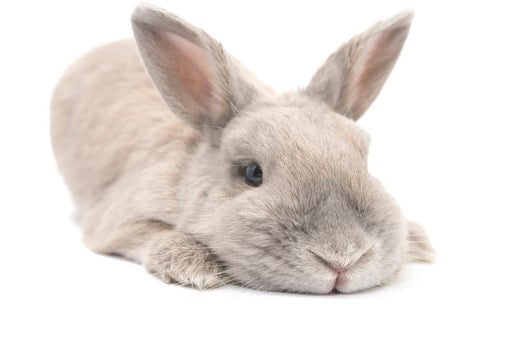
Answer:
[{"left": 51, "top": 5, "right": 433, "bottom": 293}]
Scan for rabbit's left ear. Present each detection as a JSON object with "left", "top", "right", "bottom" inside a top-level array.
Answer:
[
  {"left": 305, "top": 11, "right": 413, "bottom": 121},
  {"left": 131, "top": 4, "right": 258, "bottom": 134}
]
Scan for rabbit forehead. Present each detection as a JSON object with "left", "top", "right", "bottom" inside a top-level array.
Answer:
[{"left": 221, "top": 96, "right": 370, "bottom": 169}]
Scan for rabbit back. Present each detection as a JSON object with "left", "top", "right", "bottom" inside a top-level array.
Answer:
[{"left": 50, "top": 39, "right": 199, "bottom": 211}]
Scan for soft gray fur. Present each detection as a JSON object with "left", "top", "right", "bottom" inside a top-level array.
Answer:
[{"left": 50, "top": 3, "right": 434, "bottom": 294}]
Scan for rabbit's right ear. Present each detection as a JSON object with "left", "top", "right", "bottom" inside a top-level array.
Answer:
[
  {"left": 305, "top": 11, "right": 413, "bottom": 121},
  {"left": 132, "top": 4, "right": 258, "bottom": 134}
]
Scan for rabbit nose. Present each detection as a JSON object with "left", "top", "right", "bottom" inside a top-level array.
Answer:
[
  {"left": 311, "top": 252, "right": 349, "bottom": 273},
  {"left": 332, "top": 266, "right": 348, "bottom": 274},
  {"left": 311, "top": 246, "right": 373, "bottom": 274},
  {"left": 325, "top": 261, "right": 348, "bottom": 274}
]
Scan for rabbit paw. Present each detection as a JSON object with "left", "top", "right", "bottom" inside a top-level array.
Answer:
[{"left": 143, "top": 233, "right": 226, "bottom": 289}]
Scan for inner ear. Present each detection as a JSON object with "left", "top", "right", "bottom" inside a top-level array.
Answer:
[{"left": 159, "top": 31, "right": 223, "bottom": 123}]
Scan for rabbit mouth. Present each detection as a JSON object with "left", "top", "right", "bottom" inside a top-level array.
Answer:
[{"left": 225, "top": 261, "right": 386, "bottom": 295}]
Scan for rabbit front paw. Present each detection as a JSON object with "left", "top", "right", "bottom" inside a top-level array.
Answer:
[{"left": 143, "top": 233, "right": 227, "bottom": 289}]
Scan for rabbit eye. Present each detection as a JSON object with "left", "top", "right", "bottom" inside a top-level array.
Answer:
[{"left": 244, "top": 164, "right": 263, "bottom": 187}]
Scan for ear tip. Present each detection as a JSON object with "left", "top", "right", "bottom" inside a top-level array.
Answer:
[
  {"left": 131, "top": 3, "right": 179, "bottom": 28},
  {"left": 365, "top": 9, "right": 414, "bottom": 43},
  {"left": 132, "top": 3, "right": 158, "bottom": 30},
  {"left": 388, "top": 9, "right": 415, "bottom": 29},
  {"left": 131, "top": 3, "right": 201, "bottom": 43},
  {"left": 132, "top": 3, "right": 155, "bottom": 21}
]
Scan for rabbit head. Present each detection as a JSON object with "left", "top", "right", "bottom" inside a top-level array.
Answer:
[{"left": 132, "top": 4, "right": 432, "bottom": 293}]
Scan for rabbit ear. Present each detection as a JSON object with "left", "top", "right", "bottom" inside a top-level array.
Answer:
[
  {"left": 132, "top": 4, "right": 257, "bottom": 133},
  {"left": 406, "top": 221, "right": 435, "bottom": 263},
  {"left": 305, "top": 11, "right": 413, "bottom": 121}
]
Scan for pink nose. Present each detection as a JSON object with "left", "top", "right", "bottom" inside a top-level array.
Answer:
[
  {"left": 331, "top": 266, "right": 348, "bottom": 274},
  {"left": 312, "top": 252, "right": 349, "bottom": 274}
]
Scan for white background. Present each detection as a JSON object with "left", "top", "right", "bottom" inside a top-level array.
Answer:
[{"left": 1, "top": 0, "right": 519, "bottom": 346}]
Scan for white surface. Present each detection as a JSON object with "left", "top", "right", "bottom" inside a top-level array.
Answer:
[{"left": 1, "top": 0, "right": 519, "bottom": 346}]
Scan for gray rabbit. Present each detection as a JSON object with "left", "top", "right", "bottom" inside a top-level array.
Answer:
[{"left": 51, "top": 4, "right": 433, "bottom": 294}]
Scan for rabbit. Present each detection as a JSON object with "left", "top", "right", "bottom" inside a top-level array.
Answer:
[{"left": 50, "top": 3, "right": 434, "bottom": 294}]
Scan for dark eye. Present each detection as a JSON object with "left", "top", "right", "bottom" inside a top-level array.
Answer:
[{"left": 244, "top": 164, "right": 263, "bottom": 187}]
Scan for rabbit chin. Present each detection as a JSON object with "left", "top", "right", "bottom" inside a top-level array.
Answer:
[
  {"left": 293, "top": 262, "right": 402, "bottom": 294},
  {"left": 233, "top": 268, "right": 394, "bottom": 294},
  {"left": 312, "top": 274, "right": 387, "bottom": 294},
  {"left": 334, "top": 276, "right": 380, "bottom": 294},
  {"left": 334, "top": 264, "right": 402, "bottom": 294},
  {"left": 273, "top": 276, "right": 383, "bottom": 295}
]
